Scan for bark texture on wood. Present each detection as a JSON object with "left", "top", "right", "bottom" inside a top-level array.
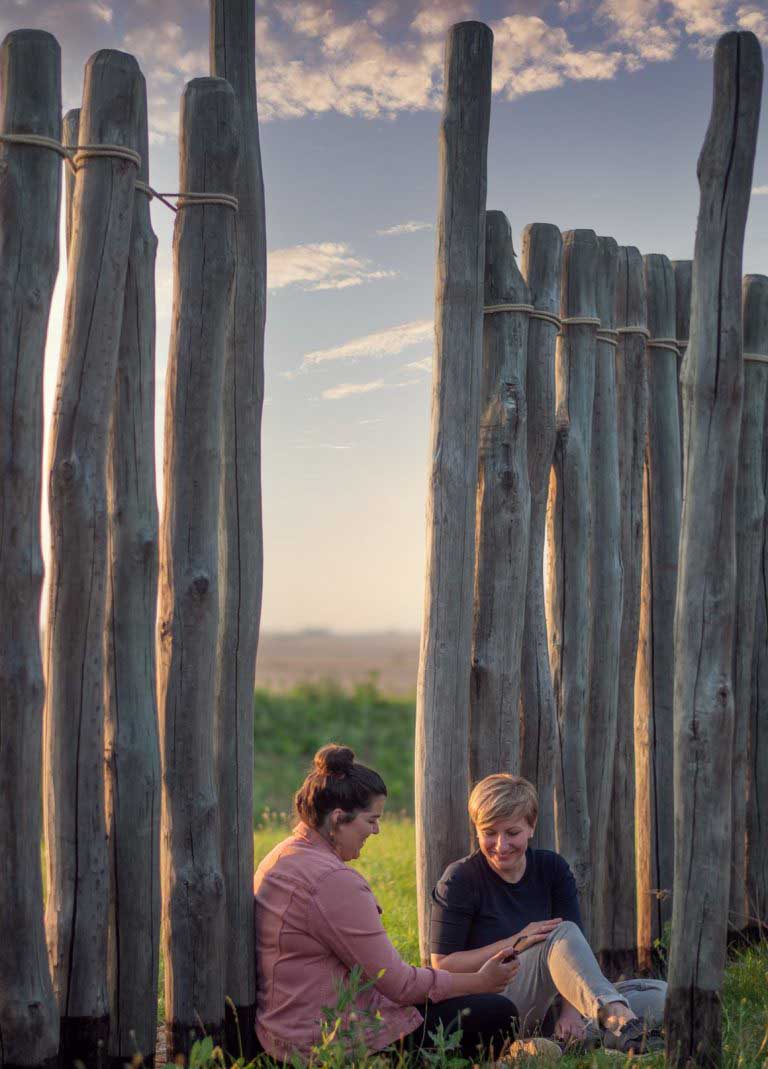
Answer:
[
  {"left": 104, "top": 80, "right": 160, "bottom": 1065},
  {"left": 601, "top": 246, "right": 647, "bottom": 976},
  {"left": 470, "top": 211, "right": 530, "bottom": 785},
  {"left": 210, "top": 4, "right": 267, "bottom": 1050},
  {"left": 520, "top": 223, "right": 562, "bottom": 851},
  {"left": 586, "top": 235, "right": 622, "bottom": 947},
  {"left": 635, "top": 254, "right": 681, "bottom": 967},
  {"left": 666, "top": 32, "right": 762, "bottom": 1069},
  {"left": 738, "top": 275, "right": 768, "bottom": 931},
  {"left": 415, "top": 21, "right": 492, "bottom": 962},
  {"left": 157, "top": 77, "right": 239, "bottom": 1055},
  {"left": 44, "top": 48, "right": 142, "bottom": 1066},
  {"left": 547, "top": 228, "right": 598, "bottom": 934},
  {"left": 0, "top": 28, "right": 61, "bottom": 1068},
  {"left": 672, "top": 260, "right": 692, "bottom": 467}
]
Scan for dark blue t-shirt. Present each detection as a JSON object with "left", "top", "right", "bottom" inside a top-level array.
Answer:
[{"left": 430, "top": 848, "right": 582, "bottom": 956}]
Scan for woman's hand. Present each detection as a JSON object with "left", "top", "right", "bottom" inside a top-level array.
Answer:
[
  {"left": 475, "top": 947, "right": 520, "bottom": 993},
  {"left": 512, "top": 918, "right": 563, "bottom": 953}
]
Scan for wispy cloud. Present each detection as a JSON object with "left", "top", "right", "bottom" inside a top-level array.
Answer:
[
  {"left": 302, "top": 319, "right": 433, "bottom": 368},
  {"left": 322, "top": 380, "right": 386, "bottom": 400},
  {"left": 403, "top": 356, "right": 433, "bottom": 373},
  {"left": 737, "top": 5, "right": 768, "bottom": 37},
  {"left": 377, "top": 221, "right": 433, "bottom": 236},
  {"left": 753, "top": 186, "right": 768, "bottom": 195},
  {"left": 268, "top": 242, "right": 395, "bottom": 292}
]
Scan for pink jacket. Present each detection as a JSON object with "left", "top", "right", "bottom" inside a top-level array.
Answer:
[{"left": 253, "top": 822, "right": 455, "bottom": 1060}]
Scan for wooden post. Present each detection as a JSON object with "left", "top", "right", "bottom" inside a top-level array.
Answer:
[
  {"left": 520, "top": 223, "right": 562, "bottom": 850},
  {"left": 63, "top": 108, "right": 79, "bottom": 252},
  {"left": 601, "top": 246, "right": 647, "bottom": 975},
  {"left": 586, "top": 235, "right": 622, "bottom": 944},
  {"left": 635, "top": 254, "right": 681, "bottom": 968},
  {"left": 747, "top": 276, "right": 768, "bottom": 931},
  {"left": 0, "top": 28, "right": 61, "bottom": 1067},
  {"left": 104, "top": 78, "right": 160, "bottom": 1066},
  {"left": 470, "top": 211, "right": 530, "bottom": 784},
  {"left": 44, "top": 48, "right": 142, "bottom": 1065},
  {"left": 734, "top": 275, "right": 768, "bottom": 935},
  {"left": 673, "top": 260, "right": 692, "bottom": 465},
  {"left": 157, "top": 77, "right": 239, "bottom": 1055},
  {"left": 415, "top": 21, "right": 492, "bottom": 961},
  {"left": 209, "top": 3, "right": 267, "bottom": 1050},
  {"left": 666, "top": 31, "right": 762, "bottom": 1068},
  {"left": 547, "top": 228, "right": 598, "bottom": 933}
]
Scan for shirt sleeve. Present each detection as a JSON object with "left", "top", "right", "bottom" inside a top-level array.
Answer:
[
  {"left": 550, "top": 854, "right": 583, "bottom": 929},
  {"left": 429, "top": 861, "right": 478, "bottom": 957},
  {"left": 311, "top": 866, "right": 455, "bottom": 1006}
]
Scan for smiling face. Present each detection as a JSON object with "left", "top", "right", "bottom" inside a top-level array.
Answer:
[
  {"left": 476, "top": 810, "right": 535, "bottom": 881},
  {"left": 330, "top": 794, "right": 386, "bottom": 861}
]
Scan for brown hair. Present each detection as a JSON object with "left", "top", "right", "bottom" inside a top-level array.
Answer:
[
  {"left": 468, "top": 774, "right": 539, "bottom": 830},
  {"left": 294, "top": 744, "right": 387, "bottom": 828}
]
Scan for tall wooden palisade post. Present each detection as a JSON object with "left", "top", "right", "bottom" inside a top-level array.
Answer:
[
  {"left": 520, "top": 223, "right": 562, "bottom": 849},
  {"left": 734, "top": 275, "right": 768, "bottom": 935},
  {"left": 470, "top": 211, "right": 530, "bottom": 784},
  {"left": 157, "top": 78, "right": 239, "bottom": 1056},
  {"left": 747, "top": 276, "right": 768, "bottom": 930},
  {"left": 547, "top": 228, "right": 598, "bottom": 935},
  {"left": 210, "top": 2, "right": 267, "bottom": 1048},
  {"left": 635, "top": 254, "right": 681, "bottom": 967},
  {"left": 104, "top": 78, "right": 160, "bottom": 1067},
  {"left": 672, "top": 260, "right": 692, "bottom": 465},
  {"left": 666, "top": 31, "right": 762, "bottom": 1068},
  {"left": 0, "top": 29, "right": 61, "bottom": 1067},
  {"left": 415, "top": 21, "right": 492, "bottom": 960},
  {"left": 586, "top": 235, "right": 622, "bottom": 941},
  {"left": 601, "top": 246, "right": 647, "bottom": 974},
  {"left": 44, "top": 48, "right": 142, "bottom": 1065}
]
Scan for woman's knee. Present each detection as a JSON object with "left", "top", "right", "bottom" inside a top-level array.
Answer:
[{"left": 546, "top": 919, "right": 584, "bottom": 947}]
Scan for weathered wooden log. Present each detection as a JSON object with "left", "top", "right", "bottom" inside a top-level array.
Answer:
[
  {"left": 63, "top": 108, "right": 79, "bottom": 253},
  {"left": 103, "top": 78, "right": 160, "bottom": 1067},
  {"left": 600, "top": 246, "right": 647, "bottom": 976},
  {"left": 673, "top": 260, "right": 692, "bottom": 465},
  {"left": 157, "top": 77, "right": 239, "bottom": 1055},
  {"left": 586, "top": 235, "right": 622, "bottom": 945},
  {"left": 520, "top": 223, "right": 562, "bottom": 850},
  {"left": 666, "top": 31, "right": 762, "bottom": 1068},
  {"left": 635, "top": 254, "right": 681, "bottom": 968},
  {"left": 749, "top": 290, "right": 768, "bottom": 925},
  {"left": 44, "top": 48, "right": 142, "bottom": 1065},
  {"left": 470, "top": 211, "right": 530, "bottom": 784},
  {"left": 210, "top": 4, "right": 267, "bottom": 1050},
  {"left": 415, "top": 20, "right": 492, "bottom": 961},
  {"left": 547, "top": 228, "right": 598, "bottom": 934},
  {"left": 0, "top": 28, "right": 61, "bottom": 1067},
  {"left": 736, "top": 275, "right": 768, "bottom": 934}
]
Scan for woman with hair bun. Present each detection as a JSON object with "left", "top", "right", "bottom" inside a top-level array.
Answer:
[{"left": 253, "top": 744, "right": 520, "bottom": 1061}]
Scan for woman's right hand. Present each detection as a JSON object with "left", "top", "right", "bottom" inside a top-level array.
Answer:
[
  {"left": 475, "top": 947, "right": 520, "bottom": 992},
  {"left": 512, "top": 918, "right": 563, "bottom": 953}
]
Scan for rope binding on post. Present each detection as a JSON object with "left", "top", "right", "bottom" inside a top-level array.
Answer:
[
  {"left": 597, "top": 329, "right": 619, "bottom": 347},
  {"left": 0, "top": 133, "right": 238, "bottom": 213},
  {"left": 744, "top": 352, "right": 768, "bottom": 365},
  {"left": 616, "top": 325, "right": 651, "bottom": 339},
  {"left": 483, "top": 302, "right": 534, "bottom": 315},
  {"left": 647, "top": 337, "right": 680, "bottom": 354}
]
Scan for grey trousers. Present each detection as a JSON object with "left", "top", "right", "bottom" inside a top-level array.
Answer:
[{"left": 504, "top": 921, "right": 667, "bottom": 1036}]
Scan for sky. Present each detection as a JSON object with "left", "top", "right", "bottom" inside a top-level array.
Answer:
[{"left": 3, "top": 0, "right": 768, "bottom": 632}]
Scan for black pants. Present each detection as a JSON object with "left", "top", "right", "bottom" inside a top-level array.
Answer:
[{"left": 398, "top": 993, "right": 519, "bottom": 1060}]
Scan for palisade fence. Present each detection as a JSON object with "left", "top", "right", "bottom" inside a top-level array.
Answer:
[{"left": 0, "top": 10, "right": 765, "bottom": 1069}]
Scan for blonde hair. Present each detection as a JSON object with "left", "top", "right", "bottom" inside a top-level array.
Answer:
[{"left": 468, "top": 774, "right": 539, "bottom": 829}]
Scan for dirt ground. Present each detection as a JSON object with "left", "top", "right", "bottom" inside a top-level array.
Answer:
[{"left": 254, "top": 630, "right": 419, "bottom": 697}]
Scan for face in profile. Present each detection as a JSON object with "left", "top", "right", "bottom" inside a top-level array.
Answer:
[
  {"left": 333, "top": 794, "right": 386, "bottom": 861},
  {"left": 476, "top": 812, "right": 535, "bottom": 879}
]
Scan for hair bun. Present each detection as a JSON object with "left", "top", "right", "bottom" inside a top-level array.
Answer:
[{"left": 314, "top": 744, "right": 355, "bottom": 776}]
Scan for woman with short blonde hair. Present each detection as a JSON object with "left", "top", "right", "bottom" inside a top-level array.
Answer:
[{"left": 431, "top": 774, "right": 666, "bottom": 1055}]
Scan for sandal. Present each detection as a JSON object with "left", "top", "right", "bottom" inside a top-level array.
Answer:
[{"left": 602, "top": 1017, "right": 665, "bottom": 1055}]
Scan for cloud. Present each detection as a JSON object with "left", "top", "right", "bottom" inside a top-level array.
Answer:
[
  {"left": 267, "top": 242, "right": 395, "bottom": 292},
  {"left": 302, "top": 319, "right": 433, "bottom": 368},
  {"left": 737, "top": 4, "right": 768, "bottom": 37},
  {"left": 322, "top": 380, "right": 386, "bottom": 400},
  {"left": 753, "top": 186, "right": 768, "bottom": 195},
  {"left": 403, "top": 356, "right": 433, "bottom": 373},
  {"left": 377, "top": 220, "right": 433, "bottom": 236}
]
